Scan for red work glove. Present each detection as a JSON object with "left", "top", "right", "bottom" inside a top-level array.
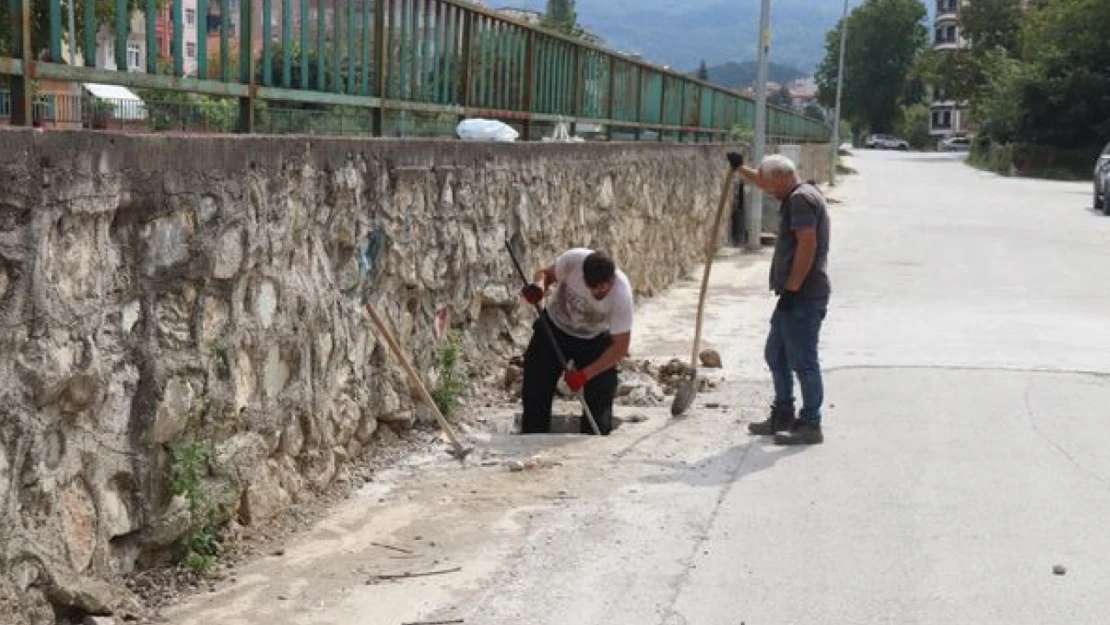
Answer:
[
  {"left": 520, "top": 283, "right": 543, "bottom": 305},
  {"left": 564, "top": 369, "right": 589, "bottom": 393}
]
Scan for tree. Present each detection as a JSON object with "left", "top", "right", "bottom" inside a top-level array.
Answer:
[
  {"left": 541, "top": 0, "right": 578, "bottom": 36},
  {"left": 961, "top": 0, "right": 1024, "bottom": 55},
  {"left": 815, "top": 0, "right": 928, "bottom": 133},
  {"left": 768, "top": 86, "right": 794, "bottom": 109},
  {"left": 1011, "top": 0, "right": 1110, "bottom": 148},
  {"left": 804, "top": 101, "right": 826, "bottom": 122},
  {"left": 895, "top": 103, "right": 931, "bottom": 149},
  {"left": 696, "top": 59, "right": 709, "bottom": 81}
]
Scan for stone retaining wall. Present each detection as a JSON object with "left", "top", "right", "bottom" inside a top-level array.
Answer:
[{"left": 0, "top": 130, "right": 827, "bottom": 623}]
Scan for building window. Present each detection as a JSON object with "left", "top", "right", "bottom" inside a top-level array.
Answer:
[
  {"left": 935, "top": 25, "right": 958, "bottom": 44},
  {"left": 186, "top": 42, "right": 196, "bottom": 59},
  {"left": 186, "top": 8, "right": 196, "bottom": 26},
  {"left": 127, "top": 42, "right": 141, "bottom": 70}
]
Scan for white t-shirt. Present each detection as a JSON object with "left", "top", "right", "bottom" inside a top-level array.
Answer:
[{"left": 547, "top": 248, "right": 634, "bottom": 339}]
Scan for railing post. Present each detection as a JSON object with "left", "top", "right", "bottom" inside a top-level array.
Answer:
[
  {"left": 658, "top": 73, "right": 666, "bottom": 142},
  {"left": 458, "top": 8, "right": 473, "bottom": 121},
  {"left": 605, "top": 55, "right": 615, "bottom": 139},
  {"left": 521, "top": 30, "right": 534, "bottom": 140},
  {"left": 238, "top": 0, "right": 254, "bottom": 132},
  {"left": 570, "top": 45, "right": 582, "bottom": 137},
  {"left": 10, "top": 0, "right": 32, "bottom": 126},
  {"left": 373, "top": 0, "right": 387, "bottom": 135},
  {"left": 49, "top": 0, "right": 62, "bottom": 61},
  {"left": 115, "top": 0, "right": 129, "bottom": 70},
  {"left": 633, "top": 65, "right": 642, "bottom": 141},
  {"left": 175, "top": 0, "right": 185, "bottom": 76}
]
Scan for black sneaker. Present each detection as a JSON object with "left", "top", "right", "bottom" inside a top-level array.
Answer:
[
  {"left": 774, "top": 421, "right": 823, "bottom": 446},
  {"left": 748, "top": 405, "right": 797, "bottom": 435}
]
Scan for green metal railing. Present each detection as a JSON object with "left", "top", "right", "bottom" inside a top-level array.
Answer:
[{"left": 0, "top": 0, "right": 829, "bottom": 142}]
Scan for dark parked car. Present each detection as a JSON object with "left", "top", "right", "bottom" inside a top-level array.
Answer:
[{"left": 1095, "top": 141, "right": 1110, "bottom": 212}]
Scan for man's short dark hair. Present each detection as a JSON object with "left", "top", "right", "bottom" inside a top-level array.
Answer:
[{"left": 583, "top": 251, "right": 616, "bottom": 288}]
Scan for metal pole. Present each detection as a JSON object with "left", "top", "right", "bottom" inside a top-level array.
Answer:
[
  {"left": 830, "top": 0, "right": 849, "bottom": 186},
  {"left": 747, "top": 0, "right": 771, "bottom": 251}
]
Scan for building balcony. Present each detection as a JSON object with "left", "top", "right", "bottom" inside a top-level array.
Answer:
[{"left": 933, "top": 40, "right": 961, "bottom": 51}]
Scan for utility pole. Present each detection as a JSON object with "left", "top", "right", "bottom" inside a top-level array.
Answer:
[
  {"left": 747, "top": 0, "right": 771, "bottom": 251},
  {"left": 830, "top": 0, "right": 849, "bottom": 186}
]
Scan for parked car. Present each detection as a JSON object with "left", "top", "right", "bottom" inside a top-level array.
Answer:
[
  {"left": 939, "top": 135, "right": 970, "bottom": 152},
  {"left": 865, "top": 134, "right": 910, "bottom": 150},
  {"left": 1094, "top": 141, "right": 1110, "bottom": 211}
]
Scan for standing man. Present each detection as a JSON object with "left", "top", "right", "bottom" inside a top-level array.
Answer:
[
  {"left": 519, "top": 248, "right": 634, "bottom": 436},
  {"left": 728, "top": 152, "right": 831, "bottom": 445}
]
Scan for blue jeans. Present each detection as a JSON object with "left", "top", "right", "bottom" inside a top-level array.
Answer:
[{"left": 765, "top": 298, "right": 828, "bottom": 424}]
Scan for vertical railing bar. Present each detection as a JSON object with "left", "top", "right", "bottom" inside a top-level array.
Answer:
[
  {"left": 262, "top": 0, "right": 272, "bottom": 85},
  {"left": 174, "top": 0, "right": 184, "bottom": 76},
  {"left": 347, "top": 0, "right": 355, "bottom": 94},
  {"left": 220, "top": 0, "right": 230, "bottom": 82},
  {"left": 512, "top": 26, "right": 521, "bottom": 111},
  {"left": 493, "top": 20, "right": 503, "bottom": 110},
  {"left": 300, "top": 0, "right": 309, "bottom": 89},
  {"left": 422, "top": 0, "right": 433, "bottom": 102},
  {"left": 145, "top": 0, "right": 157, "bottom": 73},
  {"left": 443, "top": 3, "right": 454, "bottom": 103},
  {"left": 116, "top": 0, "right": 128, "bottom": 71},
  {"left": 282, "top": 0, "right": 292, "bottom": 87},
  {"left": 435, "top": 1, "right": 446, "bottom": 104},
  {"left": 398, "top": 0, "right": 408, "bottom": 99},
  {"left": 361, "top": 0, "right": 371, "bottom": 95},
  {"left": 659, "top": 74, "right": 667, "bottom": 140},
  {"left": 409, "top": 0, "right": 418, "bottom": 101},
  {"left": 373, "top": 0, "right": 387, "bottom": 132},
  {"left": 49, "top": 0, "right": 61, "bottom": 62},
  {"left": 85, "top": 0, "right": 97, "bottom": 67},
  {"left": 238, "top": 0, "right": 254, "bottom": 131},
  {"left": 474, "top": 15, "right": 484, "bottom": 107},
  {"left": 198, "top": 0, "right": 209, "bottom": 78},
  {"left": 316, "top": 0, "right": 325, "bottom": 91},
  {"left": 539, "top": 38, "right": 548, "bottom": 114},
  {"left": 332, "top": 0, "right": 341, "bottom": 92},
  {"left": 458, "top": 8, "right": 472, "bottom": 109},
  {"left": 533, "top": 36, "right": 542, "bottom": 114},
  {"left": 504, "top": 23, "right": 512, "bottom": 111}
]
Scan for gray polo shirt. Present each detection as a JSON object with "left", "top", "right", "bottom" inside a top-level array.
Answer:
[{"left": 769, "top": 182, "right": 831, "bottom": 300}]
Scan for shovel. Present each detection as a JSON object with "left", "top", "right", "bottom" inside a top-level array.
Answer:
[
  {"left": 357, "top": 241, "right": 473, "bottom": 462},
  {"left": 671, "top": 165, "right": 740, "bottom": 417},
  {"left": 504, "top": 240, "right": 603, "bottom": 436}
]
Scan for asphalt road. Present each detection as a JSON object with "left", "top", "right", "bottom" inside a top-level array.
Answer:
[{"left": 164, "top": 150, "right": 1110, "bottom": 625}]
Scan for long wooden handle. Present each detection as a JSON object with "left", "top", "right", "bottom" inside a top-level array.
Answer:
[
  {"left": 364, "top": 302, "right": 467, "bottom": 453},
  {"left": 690, "top": 167, "right": 738, "bottom": 368}
]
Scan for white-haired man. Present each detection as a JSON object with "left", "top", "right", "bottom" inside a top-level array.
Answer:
[{"left": 727, "top": 152, "right": 831, "bottom": 445}]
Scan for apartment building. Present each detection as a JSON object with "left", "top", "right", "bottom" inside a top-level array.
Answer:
[{"left": 929, "top": 0, "right": 969, "bottom": 138}]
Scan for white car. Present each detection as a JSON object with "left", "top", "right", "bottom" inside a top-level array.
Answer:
[
  {"left": 939, "top": 136, "right": 970, "bottom": 152},
  {"left": 865, "top": 134, "right": 910, "bottom": 150}
]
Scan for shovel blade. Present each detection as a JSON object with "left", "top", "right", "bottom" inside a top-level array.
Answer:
[{"left": 670, "top": 372, "right": 698, "bottom": 417}]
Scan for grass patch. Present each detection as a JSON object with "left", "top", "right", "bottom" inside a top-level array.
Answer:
[
  {"left": 170, "top": 440, "right": 235, "bottom": 575},
  {"left": 430, "top": 331, "right": 467, "bottom": 420}
]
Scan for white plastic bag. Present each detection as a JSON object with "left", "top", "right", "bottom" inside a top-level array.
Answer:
[{"left": 456, "top": 118, "right": 519, "bottom": 142}]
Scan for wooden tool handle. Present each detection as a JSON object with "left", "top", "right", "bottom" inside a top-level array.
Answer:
[
  {"left": 364, "top": 303, "right": 466, "bottom": 453},
  {"left": 690, "top": 167, "right": 738, "bottom": 367}
]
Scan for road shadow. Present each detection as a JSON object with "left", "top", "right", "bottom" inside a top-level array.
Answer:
[{"left": 637, "top": 439, "right": 807, "bottom": 488}]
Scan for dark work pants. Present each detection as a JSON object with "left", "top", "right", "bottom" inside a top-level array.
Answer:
[{"left": 521, "top": 311, "right": 619, "bottom": 435}]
